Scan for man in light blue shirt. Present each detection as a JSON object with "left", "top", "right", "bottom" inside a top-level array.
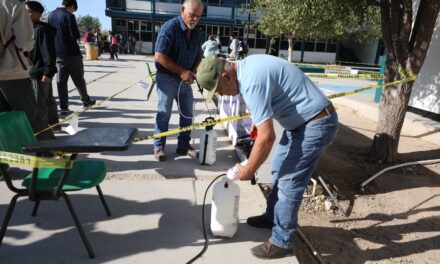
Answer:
[{"left": 196, "top": 55, "right": 339, "bottom": 259}]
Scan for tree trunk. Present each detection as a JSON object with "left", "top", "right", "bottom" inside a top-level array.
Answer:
[
  {"left": 287, "top": 35, "right": 294, "bottom": 62},
  {"left": 369, "top": 0, "right": 440, "bottom": 163},
  {"left": 370, "top": 81, "right": 413, "bottom": 162}
]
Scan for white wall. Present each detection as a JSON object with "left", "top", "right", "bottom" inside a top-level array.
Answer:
[
  {"left": 126, "top": 0, "right": 152, "bottom": 11},
  {"left": 408, "top": 2, "right": 440, "bottom": 114},
  {"left": 155, "top": 2, "right": 181, "bottom": 15},
  {"left": 137, "top": 41, "right": 153, "bottom": 54},
  {"left": 278, "top": 50, "right": 336, "bottom": 63},
  {"left": 207, "top": 6, "right": 232, "bottom": 19}
]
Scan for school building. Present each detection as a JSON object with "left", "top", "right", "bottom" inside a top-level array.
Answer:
[
  {"left": 105, "top": 0, "right": 439, "bottom": 117},
  {"left": 105, "top": 0, "right": 348, "bottom": 63}
]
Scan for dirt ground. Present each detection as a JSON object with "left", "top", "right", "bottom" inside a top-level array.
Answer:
[{"left": 264, "top": 104, "right": 440, "bottom": 264}]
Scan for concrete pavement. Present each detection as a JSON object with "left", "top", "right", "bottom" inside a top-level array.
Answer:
[
  {"left": 1, "top": 53, "right": 437, "bottom": 263},
  {"left": 0, "top": 54, "right": 299, "bottom": 263}
]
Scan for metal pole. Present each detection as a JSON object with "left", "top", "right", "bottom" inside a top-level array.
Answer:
[
  {"left": 297, "top": 227, "right": 326, "bottom": 264},
  {"left": 246, "top": 0, "right": 250, "bottom": 43},
  {"left": 318, "top": 176, "right": 348, "bottom": 216}
]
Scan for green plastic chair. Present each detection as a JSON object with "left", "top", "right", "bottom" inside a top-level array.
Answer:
[
  {"left": 145, "top": 62, "right": 156, "bottom": 101},
  {"left": 0, "top": 111, "right": 111, "bottom": 259}
]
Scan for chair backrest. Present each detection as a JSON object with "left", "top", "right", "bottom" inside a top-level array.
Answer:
[{"left": 0, "top": 111, "right": 36, "bottom": 154}]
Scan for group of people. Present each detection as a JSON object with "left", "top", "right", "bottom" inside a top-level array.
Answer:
[
  {"left": 1, "top": 0, "right": 338, "bottom": 260},
  {"left": 0, "top": 0, "right": 95, "bottom": 141},
  {"left": 82, "top": 27, "right": 103, "bottom": 57},
  {"left": 201, "top": 34, "right": 248, "bottom": 60},
  {"left": 105, "top": 31, "right": 137, "bottom": 60},
  {"left": 154, "top": 0, "right": 339, "bottom": 260}
]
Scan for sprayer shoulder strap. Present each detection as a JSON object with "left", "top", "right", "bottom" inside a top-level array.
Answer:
[{"left": 1, "top": 35, "right": 15, "bottom": 54}]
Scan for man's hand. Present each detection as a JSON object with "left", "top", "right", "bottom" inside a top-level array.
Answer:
[
  {"left": 180, "top": 70, "right": 196, "bottom": 84},
  {"left": 236, "top": 162, "right": 254, "bottom": 181},
  {"left": 41, "top": 76, "right": 51, "bottom": 83}
]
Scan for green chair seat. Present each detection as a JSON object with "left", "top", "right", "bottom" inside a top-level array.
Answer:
[{"left": 22, "top": 160, "right": 106, "bottom": 191}]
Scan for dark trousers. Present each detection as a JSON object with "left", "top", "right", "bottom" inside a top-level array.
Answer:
[
  {"left": 31, "top": 79, "right": 57, "bottom": 140},
  {"left": 56, "top": 56, "right": 91, "bottom": 110},
  {"left": 97, "top": 41, "right": 102, "bottom": 57},
  {"left": 110, "top": 44, "right": 118, "bottom": 60},
  {"left": 0, "top": 78, "right": 40, "bottom": 134}
]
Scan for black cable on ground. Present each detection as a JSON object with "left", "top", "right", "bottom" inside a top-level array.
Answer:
[{"left": 186, "top": 174, "right": 226, "bottom": 264}]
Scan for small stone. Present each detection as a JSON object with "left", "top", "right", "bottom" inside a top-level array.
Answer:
[{"left": 324, "top": 199, "right": 333, "bottom": 211}]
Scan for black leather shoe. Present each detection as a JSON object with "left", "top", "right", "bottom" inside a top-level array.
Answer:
[
  {"left": 176, "top": 145, "right": 198, "bottom": 159},
  {"left": 251, "top": 240, "right": 293, "bottom": 259},
  {"left": 247, "top": 214, "right": 273, "bottom": 229},
  {"left": 60, "top": 108, "right": 73, "bottom": 116},
  {"left": 83, "top": 100, "right": 96, "bottom": 108}
]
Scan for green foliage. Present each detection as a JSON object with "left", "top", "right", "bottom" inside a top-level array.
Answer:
[
  {"left": 250, "top": 0, "right": 381, "bottom": 42},
  {"left": 77, "top": 15, "right": 102, "bottom": 34}
]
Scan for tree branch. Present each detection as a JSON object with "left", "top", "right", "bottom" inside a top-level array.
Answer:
[
  {"left": 380, "top": 1, "right": 393, "bottom": 53},
  {"left": 390, "top": 0, "right": 403, "bottom": 62},
  {"left": 399, "top": 0, "right": 412, "bottom": 59},
  {"left": 409, "top": 0, "right": 440, "bottom": 73}
]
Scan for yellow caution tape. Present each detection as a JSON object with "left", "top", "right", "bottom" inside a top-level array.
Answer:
[
  {"left": 306, "top": 73, "right": 383, "bottom": 80},
  {"left": 0, "top": 151, "right": 73, "bottom": 168},
  {"left": 133, "top": 113, "right": 251, "bottom": 142},
  {"left": 326, "top": 76, "right": 416, "bottom": 99},
  {"left": 397, "top": 66, "right": 417, "bottom": 80},
  {"left": 133, "top": 76, "right": 416, "bottom": 143}
]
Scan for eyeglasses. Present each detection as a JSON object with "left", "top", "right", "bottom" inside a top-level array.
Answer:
[{"left": 187, "top": 11, "right": 202, "bottom": 20}]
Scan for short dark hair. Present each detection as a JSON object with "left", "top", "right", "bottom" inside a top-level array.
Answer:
[
  {"left": 25, "top": 1, "right": 44, "bottom": 14},
  {"left": 62, "top": 0, "right": 78, "bottom": 11}
]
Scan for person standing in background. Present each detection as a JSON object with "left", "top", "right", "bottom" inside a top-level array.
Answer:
[
  {"left": 201, "top": 35, "right": 220, "bottom": 58},
  {"left": 25, "top": 1, "right": 59, "bottom": 139},
  {"left": 95, "top": 28, "right": 102, "bottom": 57},
  {"left": 128, "top": 32, "right": 136, "bottom": 54},
  {"left": 108, "top": 31, "right": 119, "bottom": 60},
  {"left": 0, "top": 0, "right": 42, "bottom": 136},
  {"left": 48, "top": 0, "right": 95, "bottom": 115},
  {"left": 152, "top": 0, "right": 204, "bottom": 161},
  {"left": 228, "top": 34, "right": 239, "bottom": 60}
]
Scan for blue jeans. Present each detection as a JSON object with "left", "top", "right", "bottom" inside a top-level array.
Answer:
[
  {"left": 266, "top": 110, "right": 338, "bottom": 249},
  {"left": 153, "top": 72, "right": 194, "bottom": 150}
]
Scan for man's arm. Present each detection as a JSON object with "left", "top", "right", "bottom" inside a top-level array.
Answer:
[
  {"left": 155, "top": 51, "right": 196, "bottom": 83},
  {"left": 38, "top": 28, "right": 57, "bottom": 82},
  {"left": 68, "top": 13, "right": 80, "bottom": 40},
  {"left": 237, "top": 118, "right": 276, "bottom": 181}
]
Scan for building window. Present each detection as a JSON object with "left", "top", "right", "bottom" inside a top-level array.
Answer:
[
  {"left": 157, "top": 0, "right": 182, "bottom": 3},
  {"left": 326, "top": 43, "right": 337, "bottom": 53},
  {"left": 247, "top": 38, "right": 255, "bottom": 48},
  {"left": 128, "top": 20, "right": 139, "bottom": 31},
  {"left": 208, "top": 0, "right": 220, "bottom": 5},
  {"left": 315, "top": 42, "right": 326, "bottom": 52},
  {"left": 115, "top": 19, "right": 126, "bottom": 27},
  {"left": 304, "top": 40, "right": 316, "bottom": 52}
]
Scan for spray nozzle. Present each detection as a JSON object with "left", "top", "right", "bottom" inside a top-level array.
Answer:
[
  {"left": 196, "top": 80, "right": 204, "bottom": 94},
  {"left": 204, "top": 117, "right": 215, "bottom": 131}
]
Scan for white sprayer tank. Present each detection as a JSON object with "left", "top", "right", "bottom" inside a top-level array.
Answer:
[
  {"left": 210, "top": 178, "right": 240, "bottom": 238},
  {"left": 199, "top": 129, "right": 217, "bottom": 165}
]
